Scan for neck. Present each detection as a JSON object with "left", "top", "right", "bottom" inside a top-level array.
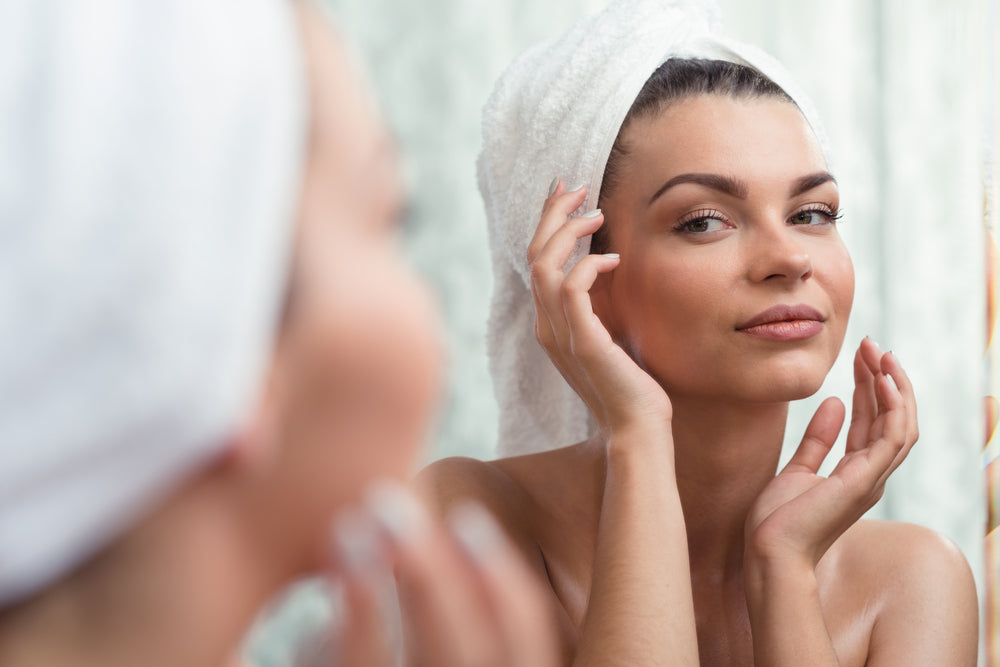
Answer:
[
  {"left": 0, "top": 475, "right": 291, "bottom": 667},
  {"left": 669, "top": 395, "right": 789, "bottom": 579}
]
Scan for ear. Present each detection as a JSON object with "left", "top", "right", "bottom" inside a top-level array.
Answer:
[{"left": 218, "top": 358, "right": 285, "bottom": 476}]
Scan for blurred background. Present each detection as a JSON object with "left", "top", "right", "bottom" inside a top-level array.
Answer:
[{"left": 249, "top": 0, "right": 996, "bottom": 663}]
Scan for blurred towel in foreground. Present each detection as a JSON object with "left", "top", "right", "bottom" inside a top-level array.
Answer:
[{"left": 0, "top": 0, "right": 306, "bottom": 606}]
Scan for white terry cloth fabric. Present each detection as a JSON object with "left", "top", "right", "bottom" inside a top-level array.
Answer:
[
  {"left": 0, "top": 0, "right": 306, "bottom": 606},
  {"left": 479, "top": 0, "right": 832, "bottom": 457}
]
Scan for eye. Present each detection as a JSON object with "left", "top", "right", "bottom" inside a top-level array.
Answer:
[
  {"left": 788, "top": 206, "right": 842, "bottom": 226},
  {"left": 675, "top": 210, "right": 732, "bottom": 234}
]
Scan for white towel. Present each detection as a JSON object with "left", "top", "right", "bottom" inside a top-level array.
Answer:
[
  {"left": 479, "top": 0, "right": 831, "bottom": 457},
  {"left": 0, "top": 0, "right": 306, "bottom": 605}
]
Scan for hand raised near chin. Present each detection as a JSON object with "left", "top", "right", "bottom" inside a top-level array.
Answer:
[
  {"left": 528, "top": 179, "right": 672, "bottom": 439},
  {"left": 744, "top": 337, "right": 919, "bottom": 569}
]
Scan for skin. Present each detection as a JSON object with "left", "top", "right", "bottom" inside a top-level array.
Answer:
[
  {"left": 0, "top": 6, "right": 556, "bottom": 667},
  {"left": 417, "top": 95, "right": 979, "bottom": 665}
]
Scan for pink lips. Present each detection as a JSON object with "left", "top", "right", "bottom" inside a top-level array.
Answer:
[{"left": 736, "top": 304, "right": 825, "bottom": 341}]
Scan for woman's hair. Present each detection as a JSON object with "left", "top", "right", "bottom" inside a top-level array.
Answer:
[{"left": 593, "top": 58, "right": 794, "bottom": 254}]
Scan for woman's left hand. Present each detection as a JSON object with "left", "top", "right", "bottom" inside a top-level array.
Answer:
[
  {"left": 296, "top": 484, "right": 559, "bottom": 667},
  {"left": 744, "top": 337, "right": 918, "bottom": 569}
]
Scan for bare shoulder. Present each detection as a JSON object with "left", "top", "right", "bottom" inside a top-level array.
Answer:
[
  {"left": 414, "top": 443, "right": 600, "bottom": 560},
  {"left": 835, "top": 520, "right": 978, "bottom": 665},
  {"left": 413, "top": 452, "right": 545, "bottom": 563},
  {"left": 416, "top": 442, "right": 597, "bottom": 516},
  {"left": 415, "top": 454, "right": 531, "bottom": 518},
  {"left": 840, "top": 519, "right": 974, "bottom": 588}
]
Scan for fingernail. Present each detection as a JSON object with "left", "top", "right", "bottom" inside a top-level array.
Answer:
[
  {"left": 365, "top": 481, "right": 430, "bottom": 545},
  {"left": 547, "top": 177, "right": 559, "bottom": 197},
  {"left": 603, "top": 253, "right": 620, "bottom": 259},
  {"left": 332, "top": 509, "right": 385, "bottom": 576},
  {"left": 568, "top": 183, "right": 585, "bottom": 193},
  {"left": 581, "top": 208, "right": 602, "bottom": 218},
  {"left": 448, "top": 502, "right": 504, "bottom": 564}
]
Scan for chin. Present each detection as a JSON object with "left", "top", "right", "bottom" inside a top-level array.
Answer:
[
  {"left": 743, "top": 364, "right": 830, "bottom": 403},
  {"left": 755, "top": 378, "right": 825, "bottom": 403}
]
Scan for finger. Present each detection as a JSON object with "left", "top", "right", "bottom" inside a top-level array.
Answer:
[
  {"left": 541, "top": 178, "right": 564, "bottom": 215},
  {"left": 526, "top": 184, "right": 588, "bottom": 264},
  {"left": 859, "top": 336, "right": 883, "bottom": 375},
  {"left": 326, "top": 510, "right": 395, "bottom": 667},
  {"left": 532, "top": 210, "right": 605, "bottom": 278},
  {"left": 859, "top": 337, "right": 888, "bottom": 413},
  {"left": 530, "top": 211, "right": 605, "bottom": 352},
  {"left": 530, "top": 275, "right": 563, "bottom": 357},
  {"left": 784, "top": 397, "right": 845, "bottom": 474},
  {"left": 870, "top": 372, "right": 913, "bottom": 485},
  {"left": 561, "top": 252, "right": 620, "bottom": 358},
  {"left": 330, "top": 575, "right": 395, "bottom": 667},
  {"left": 540, "top": 178, "right": 570, "bottom": 217},
  {"left": 845, "top": 344, "right": 877, "bottom": 454},
  {"left": 532, "top": 276, "right": 605, "bottom": 422},
  {"left": 530, "top": 247, "right": 598, "bottom": 412},
  {"left": 448, "top": 503, "right": 559, "bottom": 667},
  {"left": 366, "top": 484, "right": 498, "bottom": 667},
  {"left": 838, "top": 374, "right": 907, "bottom": 491},
  {"left": 529, "top": 210, "right": 604, "bottom": 321},
  {"left": 881, "top": 351, "right": 919, "bottom": 454}
]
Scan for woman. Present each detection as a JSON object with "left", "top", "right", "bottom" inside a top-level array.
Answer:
[
  {"left": 0, "top": 1, "right": 556, "bottom": 666},
  {"left": 416, "top": 1, "right": 979, "bottom": 664}
]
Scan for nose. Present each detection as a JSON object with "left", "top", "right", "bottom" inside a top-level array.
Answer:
[{"left": 747, "top": 224, "right": 813, "bottom": 284}]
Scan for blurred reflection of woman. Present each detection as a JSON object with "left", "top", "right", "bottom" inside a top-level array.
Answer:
[{"left": 0, "top": 2, "right": 557, "bottom": 666}]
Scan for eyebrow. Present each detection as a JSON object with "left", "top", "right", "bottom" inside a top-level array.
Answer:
[
  {"left": 647, "top": 170, "right": 837, "bottom": 206},
  {"left": 789, "top": 171, "right": 837, "bottom": 197},
  {"left": 648, "top": 173, "right": 748, "bottom": 205}
]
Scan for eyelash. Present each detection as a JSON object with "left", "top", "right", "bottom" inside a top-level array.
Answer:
[
  {"left": 790, "top": 204, "right": 843, "bottom": 225},
  {"left": 673, "top": 204, "right": 843, "bottom": 233},
  {"left": 674, "top": 208, "right": 730, "bottom": 233}
]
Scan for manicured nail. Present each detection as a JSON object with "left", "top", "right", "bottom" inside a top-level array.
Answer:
[
  {"left": 581, "top": 208, "right": 602, "bottom": 218},
  {"left": 365, "top": 481, "right": 430, "bottom": 545},
  {"left": 603, "top": 253, "right": 620, "bottom": 259},
  {"left": 547, "top": 177, "right": 559, "bottom": 197},
  {"left": 568, "top": 183, "right": 585, "bottom": 193},
  {"left": 448, "top": 502, "right": 504, "bottom": 564},
  {"left": 332, "top": 509, "right": 384, "bottom": 576}
]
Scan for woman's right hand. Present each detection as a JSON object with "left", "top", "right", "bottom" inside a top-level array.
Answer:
[{"left": 527, "top": 180, "right": 672, "bottom": 436}]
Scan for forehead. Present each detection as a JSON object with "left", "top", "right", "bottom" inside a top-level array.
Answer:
[{"left": 623, "top": 95, "right": 828, "bottom": 181}]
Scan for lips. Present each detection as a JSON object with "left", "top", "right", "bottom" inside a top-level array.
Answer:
[{"left": 736, "top": 304, "right": 825, "bottom": 341}]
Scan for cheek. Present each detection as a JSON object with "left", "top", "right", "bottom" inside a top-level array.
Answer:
[
  {"left": 818, "top": 244, "right": 855, "bottom": 330},
  {"left": 287, "top": 245, "right": 443, "bottom": 491},
  {"left": 614, "top": 249, "right": 728, "bottom": 346}
]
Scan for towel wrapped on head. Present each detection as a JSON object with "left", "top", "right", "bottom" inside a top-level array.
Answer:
[
  {"left": 478, "top": 0, "right": 831, "bottom": 457},
  {"left": 0, "top": 0, "right": 306, "bottom": 606}
]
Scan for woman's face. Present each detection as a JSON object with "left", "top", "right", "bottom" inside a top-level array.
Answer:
[
  {"left": 594, "top": 95, "right": 854, "bottom": 405},
  {"left": 263, "top": 8, "right": 442, "bottom": 547}
]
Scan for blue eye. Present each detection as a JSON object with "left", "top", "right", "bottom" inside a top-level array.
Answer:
[{"left": 789, "top": 207, "right": 841, "bottom": 226}]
